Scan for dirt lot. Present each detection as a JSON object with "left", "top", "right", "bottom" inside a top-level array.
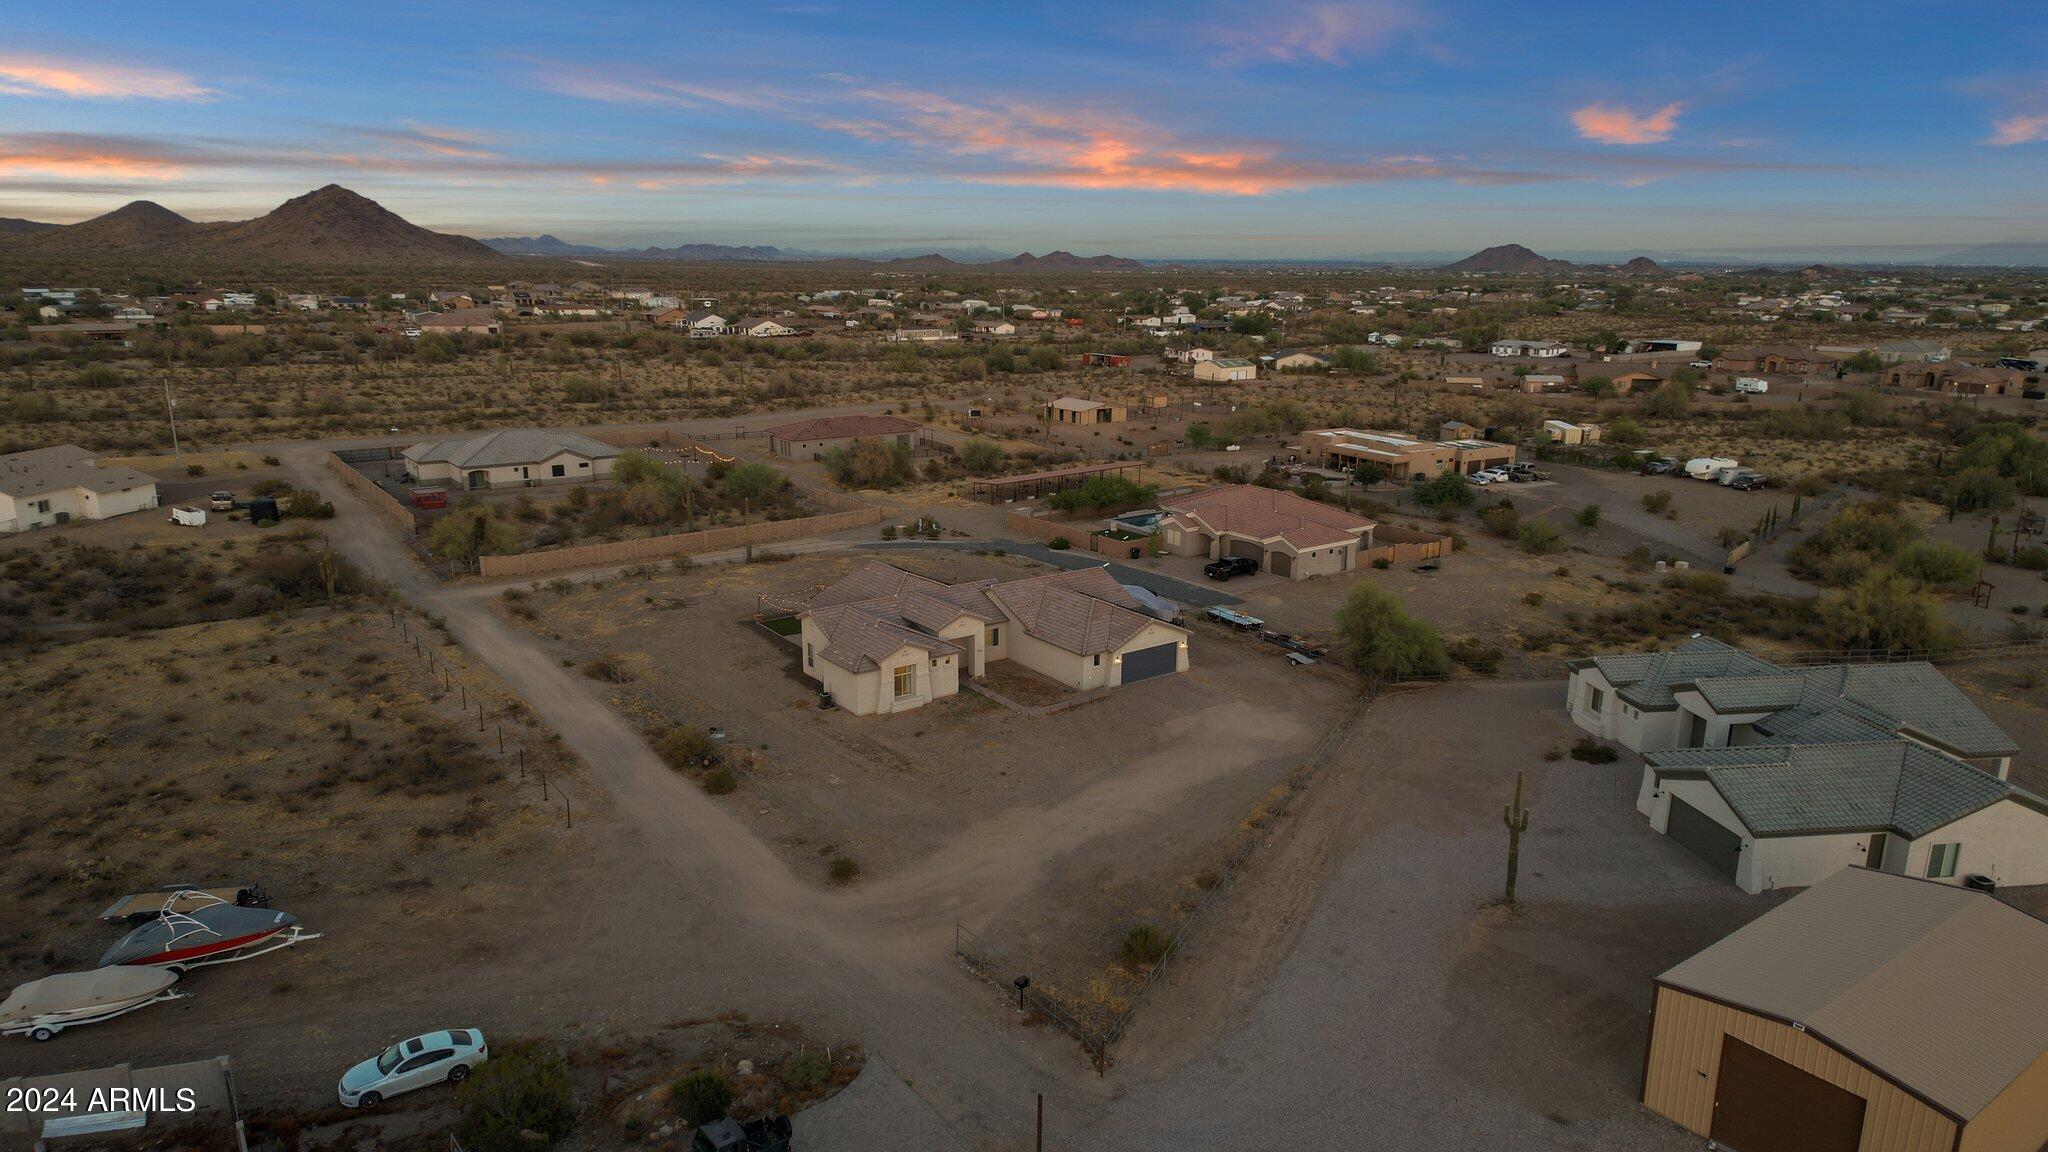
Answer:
[{"left": 501, "top": 549, "right": 1358, "bottom": 1030}]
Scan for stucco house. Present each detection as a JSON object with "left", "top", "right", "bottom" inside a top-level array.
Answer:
[
  {"left": 732, "top": 317, "right": 797, "bottom": 338},
  {"left": 1193, "top": 357, "right": 1256, "bottom": 382},
  {"left": 403, "top": 429, "right": 621, "bottom": 490},
  {"left": 761, "top": 414, "right": 921, "bottom": 460},
  {"left": 1566, "top": 637, "right": 2043, "bottom": 892},
  {"left": 1044, "top": 398, "right": 1127, "bottom": 425},
  {"left": 0, "top": 445, "right": 158, "bottom": 533},
  {"left": 797, "top": 562, "right": 1188, "bottom": 715},
  {"left": 1156, "top": 484, "right": 1376, "bottom": 580}
]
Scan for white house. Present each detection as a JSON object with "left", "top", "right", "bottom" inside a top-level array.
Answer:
[
  {"left": 733, "top": 317, "right": 797, "bottom": 338},
  {"left": 797, "top": 562, "right": 1188, "bottom": 715},
  {"left": 1490, "top": 338, "right": 1570, "bottom": 357},
  {"left": 679, "top": 310, "right": 728, "bottom": 338},
  {"left": 1567, "top": 637, "right": 2042, "bottom": 892},
  {"left": 1167, "top": 347, "right": 1215, "bottom": 364},
  {"left": 0, "top": 445, "right": 158, "bottom": 533},
  {"left": 403, "top": 429, "right": 622, "bottom": 490},
  {"left": 886, "top": 328, "right": 957, "bottom": 343}
]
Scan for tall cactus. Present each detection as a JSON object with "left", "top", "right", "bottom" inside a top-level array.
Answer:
[{"left": 1503, "top": 769, "right": 1532, "bottom": 906}]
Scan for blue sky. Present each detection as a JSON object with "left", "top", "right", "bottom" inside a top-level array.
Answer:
[{"left": 2, "top": 1, "right": 2045, "bottom": 258}]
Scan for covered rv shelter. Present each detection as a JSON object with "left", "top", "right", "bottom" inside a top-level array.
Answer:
[{"left": 971, "top": 460, "right": 1139, "bottom": 504}]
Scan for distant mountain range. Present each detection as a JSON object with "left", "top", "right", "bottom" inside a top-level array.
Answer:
[
  {"left": 481, "top": 234, "right": 1144, "bottom": 270},
  {"left": 0, "top": 186, "right": 500, "bottom": 264}
]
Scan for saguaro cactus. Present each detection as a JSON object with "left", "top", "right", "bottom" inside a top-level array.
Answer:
[{"left": 1503, "top": 769, "right": 1532, "bottom": 905}]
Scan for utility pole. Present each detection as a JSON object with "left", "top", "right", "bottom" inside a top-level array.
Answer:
[{"left": 163, "top": 381, "right": 183, "bottom": 469}]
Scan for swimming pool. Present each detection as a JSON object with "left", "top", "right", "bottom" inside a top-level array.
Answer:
[{"left": 1112, "top": 510, "right": 1165, "bottom": 531}]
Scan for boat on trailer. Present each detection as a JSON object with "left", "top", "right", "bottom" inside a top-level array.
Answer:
[
  {"left": 1, "top": 968, "right": 186, "bottom": 1042},
  {"left": 98, "top": 892, "right": 320, "bottom": 972}
]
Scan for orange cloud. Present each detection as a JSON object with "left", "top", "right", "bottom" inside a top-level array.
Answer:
[
  {"left": 1571, "top": 102, "right": 1683, "bottom": 145},
  {"left": 1988, "top": 113, "right": 2048, "bottom": 145},
  {"left": 0, "top": 134, "right": 186, "bottom": 179},
  {"left": 0, "top": 54, "right": 216, "bottom": 100}
]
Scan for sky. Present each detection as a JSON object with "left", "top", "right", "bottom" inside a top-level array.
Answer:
[{"left": 2, "top": 1, "right": 2046, "bottom": 260}]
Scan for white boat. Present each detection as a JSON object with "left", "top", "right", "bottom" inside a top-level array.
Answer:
[{"left": 1, "top": 968, "right": 185, "bottom": 1042}]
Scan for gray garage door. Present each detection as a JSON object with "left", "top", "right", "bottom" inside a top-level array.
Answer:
[
  {"left": 1121, "top": 642, "right": 1178, "bottom": 685},
  {"left": 1226, "top": 538, "right": 1264, "bottom": 562},
  {"left": 1667, "top": 797, "right": 1742, "bottom": 880},
  {"left": 1269, "top": 551, "right": 1293, "bottom": 578}
]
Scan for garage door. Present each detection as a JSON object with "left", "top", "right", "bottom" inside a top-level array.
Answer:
[
  {"left": 1226, "top": 538, "right": 1264, "bottom": 562},
  {"left": 1711, "top": 1038, "right": 1865, "bottom": 1152},
  {"left": 1269, "top": 551, "right": 1293, "bottom": 578},
  {"left": 1120, "top": 642, "right": 1178, "bottom": 685},
  {"left": 1667, "top": 797, "right": 1742, "bottom": 880}
]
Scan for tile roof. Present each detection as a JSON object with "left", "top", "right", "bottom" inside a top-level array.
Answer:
[
  {"left": 761, "top": 414, "right": 920, "bottom": 441},
  {"left": 807, "top": 602, "right": 960, "bottom": 673},
  {"left": 1658, "top": 866, "right": 2048, "bottom": 1120},
  {"left": 1160, "top": 484, "right": 1375, "bottom": 551},
  {"left": 1568, "top": 636, "right": 1785, "bottom": 710},
  {"left": 0, "top": 445, "right": 156, "bottom": 500},
  {"left": 1646, "top": 741, "right": 2026, "bottom": 838},
  {"left": 1783, "top": 664, "right": 2019, "bottom": 758},
  {"left": 403, "top": 430, "right": 621, "bottom": 469},
  {"left": 984, "top": 567, "right": 1155, "bottom": 656}
]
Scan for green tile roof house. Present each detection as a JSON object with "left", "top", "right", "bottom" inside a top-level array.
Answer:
[{"left": 1565, "top": 637, "right": 2044, "bottom": 893}]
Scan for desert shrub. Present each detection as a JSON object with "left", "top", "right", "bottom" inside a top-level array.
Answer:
[
  {"left": 1371, "top": 556, "right": 1391, "bottom": 569},
  {"left": 1570, "top": 738, "right": 1618, "bottom": 764},
  {"left": 1517, "top": 520, "right": 1563, "bottom": 554},
  {"left": 456, "top": 1042, "right": 575, "bottom": 1152},
  {"left": 1640, "top": 490, "right": 1672, "bottom": 515},
  {"left": 821, "top": 439, "right": 916, "bottom": 488},
  {"left": 1121, "top": 924, "right": 1171, "bottom": 968},
  {"left": 1478, "top": 504, "right": 1520, "bottom": 537},
  {"left": 580, "top": 654, "right": 633, "bottom": 682},
  {"left": 1046, "top": 474, "right": 1156, "bottom": 513},
  {"left": 1576, "top": 504, "right": 1601, "bottom": 528},
  {"left": 1414, "top": 471, "right": 1474, "bottom": 511},
  {"left": 828, "top": 856, "right": 860, "bottom": 884},
  {"left": 2011, "top": 545, "right": 2048, "bottom": 571},
  {"left": 426, "top": 505, "right": 519, "bottom": 561},
  {"left": 672, "top": 1071, "right": 733, "bottom": 1127},
  {"left": 1334, "top": 584, "right": 1449, "bottom": 681},
  {"left": 1895, "top": 542, "right": 1980, "bottom": 587},
  {"left": 1950, "top": 466, "right": 2017, "bottom": 512},
  {"left": 721, "top": 461, "right": 789, "bottom": 504},
  {"left": 1789, "top": 502, "right": 1919, "bottom": 586},
  {"left": 701, "top": 768, "right": 737, "bottom": 794},
  {"left": 1817, "top": 569, "right": 1949, "bottom": 652},
  {"left": 1447, "top": 637, "right": 1503, "bottom": 674},
  {"left": 956, "top": 438, "right": 1005, "bottom": 475},
  {"left": 1643, "top": 379, "right": 1693, "bottom": 418},
  {"left": 782, "top": 1051, "right": 829, "bottom": 1091},
  {"left": 655, "top": 725, "right": 716, "bottom": 770},
  {"left": 1047, "top": 536, "right": 1071, "bottom": 550}
]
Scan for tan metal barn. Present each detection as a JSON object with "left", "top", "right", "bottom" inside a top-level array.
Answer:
[{"left": 1641, "top": 867, "right": 2048, "bottom": 1152}]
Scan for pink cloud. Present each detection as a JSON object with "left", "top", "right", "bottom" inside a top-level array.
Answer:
[
  {"left": 0, "top": 133, "right": 189, "bottom": 179},
  {"left": 1989, "top": 113, "right": 2048, "bottom": 145},
  {"left": 1211, "top": 1, "right": 1426, "bottom": 65},
  {"left": 0, "top": 54, "right": 217, "bottom": 100},
  {"left": 1571, "top": 102, "right": 1684, "bottom": 145}
]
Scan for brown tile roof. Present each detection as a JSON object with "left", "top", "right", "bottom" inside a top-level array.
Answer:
[
  {"left": 762, "top": 414, "right": 921, "bottom": 441},
  {"left": 808, "top": 602, "right": 959, "bottom": 673},
  {"left": 1160, "top": 484, "right": 1374, "bottom": 551},
  {"left": 984, "top": 567, "right": 1157, "bottom": 656}
]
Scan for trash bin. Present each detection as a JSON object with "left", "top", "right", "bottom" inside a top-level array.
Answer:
[
  {"left": 818, "top": 690, "right": 835, "bottom": 710},
  {"left": 1964, "top": 874, "right": 1997, "bottom": 894}
]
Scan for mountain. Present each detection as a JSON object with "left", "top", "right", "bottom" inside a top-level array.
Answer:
[
  {"left": 1936, "top": 240, "right": 2048, "bottom": 267},
  {"left": 1001, "top": 250, "right": 1145, "bottom": 270},
  {"left": 1442, "top": 244, "right": 1578, "bottom": 273},
  {"left": 484, "top": 234, "right": 786, "bottom": 261},
  {"left": 0, "top": 217, "right": 56, "bottom": 236},
  {"left": 1614, "top": 256, "right": 1662, "bottom": 275},
  {"left": 10, "top": 186, "right": 500, "bottom": 264}
]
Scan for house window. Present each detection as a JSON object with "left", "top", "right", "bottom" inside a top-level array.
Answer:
[
  {"left": 804, "top": 643, "right": 813, "bottom": 670},
  {"left": 32, "top": 499, "right": 50, "bottom": 514},
  {"left": 1926, "top": 843, "right": 1960, "bottom": 879},
  {"left": 552, "top": 464, "right": 567, "bottom": 478},
  {"left": 986, "top": 626, "right": 1000, "bottom": 646},
  {"left": 1092, "top": 654, "right": 1102, "bottom": 667},
  {"left": 1585, "top": 685, "right": 1605, "bottom": 713},
  {"left": 892, "top": 664, "right": 915, "bottom": 698}
]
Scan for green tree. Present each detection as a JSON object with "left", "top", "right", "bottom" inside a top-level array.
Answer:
[
  {"left": 956, "top": 438, "right": 1005, "bottom": 475},
  {"left": 426, "top": 505, "right": 519, "bottom": 561},
  {"left": 721, "top": 461, "right": 787, "bottom": 504},
  {"left": 1817, "top": 569, "right": 1949, "bottom": 653},
  {"left": 1643, "top": 379, "right": 1694, "bottom": 419},
  {"left": 456, "top": 1042, "right": 575, "bottom": 1152},
  {"left": 1046, "top": 474, "right": 1157, "bottom": 513},
  {"left": 1895, "top": 542, "right": 1981, "bottom": 586},
  {"left": 1333, "top": 584, "right": 1450, "bottom": 681},
  {"left": 1414, "top": 471, "right": 1475, "bottom": 511}
]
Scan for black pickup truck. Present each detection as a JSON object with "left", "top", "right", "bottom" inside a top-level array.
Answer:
[{"left": 1204, "top": 556, "right": 1259, "bottom": 581}]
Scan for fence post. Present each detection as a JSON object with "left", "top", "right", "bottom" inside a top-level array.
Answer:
[{"left": 477, "top": 701, "right": 485, "bottom": 731}]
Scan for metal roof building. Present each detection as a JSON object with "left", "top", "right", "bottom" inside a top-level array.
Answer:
[{"left": 1642, "top": 866, "right": 2048, "bottom": 1152}]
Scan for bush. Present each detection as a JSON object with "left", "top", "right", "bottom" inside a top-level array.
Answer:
[
  {"left": 1817, "top": 569, "right": 1949, "bottom": 652},
  {"left": 1575, "top": 504, "right": 1601, "bottom": 528},
  {"left": 1046, "top": 474, "right": 1157, "bottom": 514},
  {"left": 782, "top": 1051, "right": 829, "bottom": 1091},
  {"left": 1517, "top": 520, "right": 1563, "bottom": 554},
  {"left": 1371, "top": 557, "right": 1391, "bottom": 569},
  {"left": 822, "top": 439, "right": 916, "bottom": 488},
  {"left": 1122, "top": 924, "right": 1171, "bottom": 968},
  {"left": 956, "top": 438, "right": 1005, "bottom": 475},
  {"left": 580, "top": 654, "right": 634, "bottom": 682},
  {"left": 655, "top": 725, "right": 716, "bottom": 770},
  {"left": 1896, "top": 542, "right": 1980, "bottom": 587},
  {"left": 1047, "top": 535, "right": 1071, "bottom": 550},
  {"left": 1334, "top": 584, "right": 1450, "bottom": 681},
  {"left": 828, "top": 856, "right": 860, "bottom": 884},
  {"left": 1789, "top": 502, "right": 1919, "bottom": 586},
  {"left": 1570, "top": 738, "right": 1618, "bottom": 764},
  {"left": 672, "top": 1070, "right": 733, "bottom": 1127},
  {"left": 2012, "top": 545, "right": 2048, "bottom": 572},
  {"left": 427, "top": 505, "right": 519, "bottom": 561},
  {"left": 456, "top": 1042, "right": 575, "bottom": 1152},
  {"left": 701, "top": 768, "right": 737, "bottom": 794},
  {"left": 1447, "top": 637, "right": 1503, "bottom": 674},
  {"left": 1640, "top": 490, "right": 1672, "bottom": 515},
  {"left": 1414, "top": 471, "right": 1475, "bottom": 511},
  {"left": 1478, "top": 504, "right": 1520, "bottom": 538}
]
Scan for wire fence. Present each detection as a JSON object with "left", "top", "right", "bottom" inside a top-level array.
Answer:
[{"left": 383, "top": 607, "right": 577, "bottom": 828}]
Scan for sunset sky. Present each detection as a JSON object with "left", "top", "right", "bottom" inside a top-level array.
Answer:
[{"left": 3, "top": 1, "right": 2045, "bottom": 259}]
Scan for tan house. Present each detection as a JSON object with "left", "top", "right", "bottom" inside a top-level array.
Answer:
[
  {"left": 1713, "top": 345, "right": 1839, "bottom": 375},
  {"left": 1293, "top": 428, "right": 1514, "bottom": 480},
  {"left": 1608, "top": 370, "right": 1664, "bottom": 395},
  {"left": 762, "top": 414, "right": 922, "bottom": 460},
  {"left": 1642, "top": 866, "right": 2048, "bottom": 1152},
  {"left": 797, "top": 562, "right": 1188, "bottom": 715},
  {"left": 1044, "top": 398, "right": 1127, "bottom": 425},
  {"left": 1885, "top": 363, "right": 2025, "bottom": 395},
  {"left": 0, "top": 445, "right": 158, "bottom": 533},
  {"left": 1156, "top": 485, "right": 1375, "bottom": 580},
  {"left": 1193, "top": 357, "right": 1257, "bottom": 382},
  {"left": 402, "top": 429, "right": 620, "bottom": 490},
  {"left": 417, "top": 308, "right": 501, "bottom": 335}
]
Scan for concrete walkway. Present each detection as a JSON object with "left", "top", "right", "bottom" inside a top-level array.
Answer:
[{"left": 797, "top": 1057, "right": 975, "bottom": 1152}]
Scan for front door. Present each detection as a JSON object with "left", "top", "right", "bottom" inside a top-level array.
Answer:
[
  {"left": 466, "top": 471, "right": 487, "bottom": 489},
  {"left": 1687, "top": 711, "right": 1709, "bottom": 748},
  {"left": 1710, "top": 1038, "right": 1865, "bottom": 1152},
  {"left": 1867, "top": 833, "right": 1889, "bottom": 872}
]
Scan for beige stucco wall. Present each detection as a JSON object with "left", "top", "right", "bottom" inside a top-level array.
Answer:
[
  {"left": 1643, "top": 985, "right": 1959, "bottom": 1152},
  {"left": 799, "top": 618, "right": 959, "bottom": 715},
  {"left": 0, "top": 480, "right": 157, "bottom": 533},
  {"left": 1903, "top": 800, "right": 2048, "bottom": 888},
  {"left": 411, "top": 451, "right": 612, "bottom": 489}
]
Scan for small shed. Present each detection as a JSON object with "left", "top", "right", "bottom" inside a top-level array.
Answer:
[{"left": 1641, "top": 866, "right": 2048, "bottom": 1152}]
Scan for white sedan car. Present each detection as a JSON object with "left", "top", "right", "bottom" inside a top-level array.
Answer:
[
  {"left": 338, "top": 1029, "right": 488, "bottom": 1107},
  {"left": 1471, "top": 468, "right": 1508, "bottom": 485}
]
